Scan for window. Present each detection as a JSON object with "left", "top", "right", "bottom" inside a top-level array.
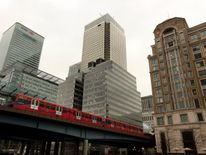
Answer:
[
  {"left": 171, "top": 59, "right": 177, "bottom": 66},
  {"left": 200, "top": 30, "right": 206, "bottom": 37},
  {"left": 156, "top": 38, "right": 160, "bottom": 43},
  {"left": 200, "top": 79, "right": 206, "bottom": 86},
  {"left": 199, "top": 70, "right": 206, "bottom": 77},
  {"left": 194, "top": 98, "right": 200, "bottom": 108},
  {"left": 194, "top": 53, "right": 202, "bottom": 59},
  {"left": 191, "top": 34, "right": 197, "bottom": 40},
  {"left": 180, "top": 114, "right": 188, "bottom": 123},
  {"left": 159, "top": 54, "right": 164, "bottom": 61},
  {"left": 156, "top": 97, "right": 163, "bottom": 103},
  {"left": 202, "top": 89, "right": 206, "bottom": 96},
  {"left": 175, "top": 83, "right": 182, "bottom": 90},
  {"left": 164, "top": 95, "right": 170, "bottom": 102},
  {"left": 187, "top": 71, "right": 193, "bottom": 77},
  {"left": 154, "top": 81, "right": 161, "bottom": 87},
  {"left": 177, "top": 91, "right": 183, "bottom": 98},
  {"left": 190, "top": 80, "right": 195, "bottom": 86},
  {"left": 155, "top": 89, "right": 162, "bottom": 96},
  {"left": 156, "top": 105, "right": 165, "bottom": 113},
  {"left": 151, "top": 59, "right": 158, "bottom": 65},
  {"left": 196, "top": 60, "right": 204, "bottom": 68},
  {"left": 153, "top": 73, "right": 159, "bottom": 81},
  {"left": 203, "top": 42, "right": 206, "bottom": 48},
  {"left": 192, "top": 45, "right": 200, "bottom": 52},
  {"left": 158, "top": 48, "right": 162, "bottom": 53},
  {"left": 167, "top": 115, "right": 173, "bottom": 124},
  {"left": 153, "top": 66, "right": 158, "bottom": 71},
  {"left": 166, "top": 103, "right": 171, "bottom": 111},
  {"left": 168, "top": 41, "right": 173, "bottom": 47},
  {"left": 197, "top": 113, "right": 204, "bottom": 121},
  {"left": 163, "top": 86, "right": 169, "bottom": 92},
  {"left": 162, "top": 78, "right": 167, "bottom": 84},
  {"left": 192, "top": 89, "right": 197, "bottom": 95},
  {"left": 157, "top": 116, "right": 164, "bottom": 125}
]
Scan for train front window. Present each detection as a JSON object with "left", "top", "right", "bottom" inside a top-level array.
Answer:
[
  {"left": 30, "top": 99, "right": 39, "bottom": 110},
  {"left": 92, "top": 116, "right": 97, "bottom": 123},
  {"left": 0, "top": 98, "right": 6, "bottom": 105},
  {"left": 56, "top": 106, "right": 62, "bottom": 115},
  {"left": 76, "top": 112, "right": 81, "bottom": 120}
]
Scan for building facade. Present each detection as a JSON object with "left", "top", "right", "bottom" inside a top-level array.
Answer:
[
  {"left": 148, "top": 17, "right": 206, "bottom": 154},
  {"left": 141, "top": 95, "right": 154, "bottom": 133},
  {"left": 57, "top": 62, "right": 83, "bottom": 110},
  {"left": 0, "top": 22, "right": 44, "bottom": 72},
  {"left": 0, "top": 62, "right": 63, "bottom": 103},
  {"left": 82, "top": 60, "right": 142, "bottom": 126},
  {"left": 81, "top": 14, "right": 127, "bottom": 73}
]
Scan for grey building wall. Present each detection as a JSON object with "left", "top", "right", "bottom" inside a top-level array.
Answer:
[
  {"left": 0, "top": 22, "right": 44, "bottom": 72},
  {"left": 57, "top": 62, "right": 83, "bottom": 110},
  {"left": 82, "top": 60, "right": 142, "bottom": 126},
  {"left": 68, "top": 62, "right": 81, "bottom": 76},
  {"left": 57, "top": 72, "right": 83, "bottom": 110}
]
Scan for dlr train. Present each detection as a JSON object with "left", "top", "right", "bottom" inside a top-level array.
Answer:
[{"left": 2, "top": 93, "right": 143, "bottom": 137}]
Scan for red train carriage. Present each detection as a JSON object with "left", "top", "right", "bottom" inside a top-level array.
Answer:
[{"left": 6, "top": 94, "right": 144, "bottom": 137}]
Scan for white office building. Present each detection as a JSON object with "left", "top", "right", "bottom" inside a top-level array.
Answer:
[{"left": 82, "top": 61, "right": 142, "bottom": 126}]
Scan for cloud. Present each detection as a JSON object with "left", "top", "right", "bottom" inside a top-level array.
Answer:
[{"left": 1, "top": 0, "right": 206, "bottom": 96}]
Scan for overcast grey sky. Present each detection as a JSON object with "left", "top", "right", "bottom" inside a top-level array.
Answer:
[{"left": 0, "top": 0, "right": 206, "bottom": 96}]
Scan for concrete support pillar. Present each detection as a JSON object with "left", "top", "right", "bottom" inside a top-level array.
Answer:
[
  {"left": 83, "top": 139, "right": 88, "bottom": 155},
  {"left": 25, "top": 142, "right": 31, "bottom": 155},
  {"left": 45, "top": 141, "right": 51, "bottom": 155},
  {"left": 40, "top": 141, "right": 46, "bottom": 155},
  {"left": 75, "top": 141, "right": 79, "bottom": 155},
  {"left": 54, "top": 141, "right": 59, "bottom": 155},
  {"left": 60, "top": 141, "right": 65, "bottom": 155}
]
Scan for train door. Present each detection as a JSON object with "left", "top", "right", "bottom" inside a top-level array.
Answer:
[
  {"left": 30, "top": 99, "right": 39, "bottom": 110},
  {"left": 92, "top": 116, "right": 97, "bottom": 123},
  {"left": 55, "top": 106, "right": 62, "bottom": 115},
  {"left": 76, "top": 112, "right": 81, "bottom": 120},
  {"left": 111, "top": 121, "right": 115, "bottom": 128}
]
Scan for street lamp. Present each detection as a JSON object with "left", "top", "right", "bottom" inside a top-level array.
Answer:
[
  {"left": 183, "top": 147, "right": 192, "bottom": 155},
  {"left": 172, "top": 147, "right": 180, "bottom": 155}
]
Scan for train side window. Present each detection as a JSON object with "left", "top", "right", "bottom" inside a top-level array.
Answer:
[
  {"left": 98, "top": 118, "right": 102, "bottom": 122},
  {"left": 63, "top": 108, "right": 68, "bottom": 113},
  {"left": 39, "top": 101, "right": 44, "bottom": 107},
  {"left": 0, "top": 98, "right": 6, "bottom": 105},
  {"left": 106, "top": 120, "right": 111, "bottom": 124},
  {"left": 46, "top": 105, "right": 50, "bottom": 109}
]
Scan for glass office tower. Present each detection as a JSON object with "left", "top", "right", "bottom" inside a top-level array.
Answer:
[{"left": 0, "top": 22, "right": 44, "bottom": 72}]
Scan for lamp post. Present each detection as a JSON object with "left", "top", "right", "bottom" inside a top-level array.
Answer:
[
  {"left": 172, "top": 147, "right": 180, "bottom": 155},
  {"left": 183, "top": 147, "right": 192, "bottom": 155}
]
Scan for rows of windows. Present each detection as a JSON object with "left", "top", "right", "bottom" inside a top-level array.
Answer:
[
  {"left": 156, "top": 112, "right": 204, "bottom": 125},
  {"left": 143, "top": 116, "right": 153, "bottom": 121}
]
